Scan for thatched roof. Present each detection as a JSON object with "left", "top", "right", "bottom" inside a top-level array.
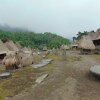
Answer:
[
  {"left": 15, "top": 42, "right": 22, "bottom": 49},
  {"left": 78, "top": 36, "right": 95, "bottom": 50},
  {"left": 5, "top": 40, "right": 19, "bottom": 51},
  {"left": 0, "top": 40, "right": 9, "bottom": 54},
  {"left": 21, "top": 47, "right": 32, "bottom": 54},
  {"left": 88, "top": 29, "right": 100, "bottom": 40}
]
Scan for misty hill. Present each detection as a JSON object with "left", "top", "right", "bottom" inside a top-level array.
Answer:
[
  {"left": 0, "top": 30, "right": 70, "bottom": 49},
  {"left": 0, "top": 24, "right": 28, "bottom": 32}
]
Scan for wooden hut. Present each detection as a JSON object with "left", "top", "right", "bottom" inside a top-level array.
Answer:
[
  {"left": 0, "top": 40, "right": 9, "bottom": 59},
  {"left": 78, "top": 36, "right": 95, "bottom": 54}
]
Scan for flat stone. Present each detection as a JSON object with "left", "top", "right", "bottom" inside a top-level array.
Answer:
[
  {"left": 0, "top": 72, "right": 11, "bottom": 79},
  {"left": 90, "top": 65, "right": 100, "bottom": 76},
  {"left": 41, "top": 59, "right": 53, "bottom": 63},
  {"left": 31, "top": 59, "right": 53, "bottom": 68},
  {"left": 31, "top": 63, "right": 49, "bottom": 68},
  {"left": 36, "top": 74, "right": 48, "bottom": 84}
]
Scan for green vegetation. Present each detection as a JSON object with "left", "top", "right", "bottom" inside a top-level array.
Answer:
[
  {"left": 0, "top": 31, "right": 70, "bottom": 49},
  {"left": 73, "top": 31, "right": 88, "bottom": 41}
]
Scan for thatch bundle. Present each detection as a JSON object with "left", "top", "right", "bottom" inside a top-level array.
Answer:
[{"left": 78, "top": 36, "right": 95, "bottom": 50}]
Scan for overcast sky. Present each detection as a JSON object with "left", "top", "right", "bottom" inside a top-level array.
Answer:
[{"left": 0, "top": 0, "right": 100, "bottom": 39}]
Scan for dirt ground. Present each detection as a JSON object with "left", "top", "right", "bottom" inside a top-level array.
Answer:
[{"left": 5, "top": 51, "right": 100, "bottom": 100}]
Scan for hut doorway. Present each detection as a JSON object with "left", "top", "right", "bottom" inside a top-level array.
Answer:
[
  {"left": 0, "top": 53, "right": 6, "bottom": 63},
  {"left": 0, "top": 53, "right": 6, "bottom": 60},
  {"left": 93, "top": 39, "right": 100, "bottom": 46}
]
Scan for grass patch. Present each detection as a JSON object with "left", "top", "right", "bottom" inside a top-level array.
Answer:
[
  {"left": 48, "top": 54, "right": 61, "bottom": 61},
  {"left": 88, "top": 54, "right": 100, "bottom": 59},
  {"left": 60, "top": 55, "right": 81, "bottom": 61},
  {"left": 41, "top": 63, "right": 53, "bottom": 73},
  {"left": 0, "top": 67, "right": 41, "bottom": 100}
]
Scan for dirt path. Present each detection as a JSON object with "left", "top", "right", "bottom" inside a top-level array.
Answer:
[{"left": 9, "top": 52, "right": 100, "bottom": 100}]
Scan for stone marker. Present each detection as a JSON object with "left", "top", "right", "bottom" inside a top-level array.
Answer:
[
  {"left": 36, "top": 74, "right": 48, "bottom": 84},
  {"left": 0, "top": 72, "right": 11, "bottom": 79},
  {"left": 90, "top": 65, "right": 100, "bottom": 76}
]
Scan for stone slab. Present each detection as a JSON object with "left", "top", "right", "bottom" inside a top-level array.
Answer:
[
  {"left": 36, "top": 74, "right": 48, "bottom": 84},
  {"left": 0, "top": 72, "right": 11, "bottom": 79},
  {"left": 31, "top": 59, "right": 53, "bottom": 68}
]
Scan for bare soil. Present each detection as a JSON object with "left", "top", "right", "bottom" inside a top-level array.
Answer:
[{"left": 5, "top": 51, "right": 100, "bottom": 100}]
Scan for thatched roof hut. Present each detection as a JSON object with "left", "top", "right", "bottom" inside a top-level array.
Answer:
[
  {"left": 78, "top": 36, "right": 95, "bottom": 50},
  {"left": 0, "top": 40, "right": 9, "bottom": 59},
  {"left": 61, "top": 45, "right": 70, "bottom": 50},
  {"left": 5, "top": 40, "right": 19, "bottom": 52},
  {"left": 88, "top": 29, "right": 100, "bottom": 50},
  {"left": 0, "top": 40, "right": 9, "bottom": 54}
]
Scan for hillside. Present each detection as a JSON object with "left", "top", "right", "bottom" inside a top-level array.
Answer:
[{"left": 0, "top": 30, "right": 70, "bottom": 49}]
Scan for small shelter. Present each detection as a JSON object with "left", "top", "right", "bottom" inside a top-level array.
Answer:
[
  {"left": 43, "top": 46, "right": 47, "bottom": 51},
  {"left": 71, "top": 44, "right": 78, "bottom": 50}
]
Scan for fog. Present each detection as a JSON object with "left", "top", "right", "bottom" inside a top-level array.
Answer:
[{"left": 0, "top": 0, "right": 100, "bottom": 39}]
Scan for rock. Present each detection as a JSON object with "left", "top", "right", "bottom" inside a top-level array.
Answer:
[
  {"left": 90, "top": 65, "right": 100, "bottom": 76},
  {"left": 0, "top": 72, "right": 11, "bottom": 79},
  {"left": 31, "top": 63, "right": 49, "bottom": 68},
  {"left": 36, "top": 74, "right": 48, "bottom": 84}
]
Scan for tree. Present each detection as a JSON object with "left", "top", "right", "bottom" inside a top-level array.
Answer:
[{"left": 77, "top": 31, "right": 88, "bottom": 40}]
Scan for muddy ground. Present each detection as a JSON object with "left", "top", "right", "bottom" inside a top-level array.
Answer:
[{"left": 3, "top": 51, "right": 100, "bottom": 100}]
